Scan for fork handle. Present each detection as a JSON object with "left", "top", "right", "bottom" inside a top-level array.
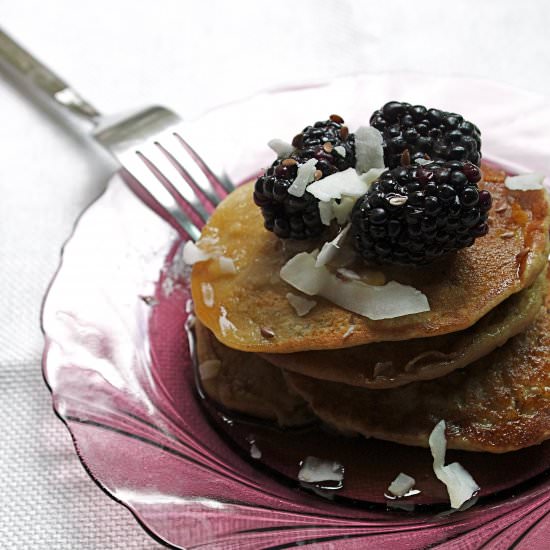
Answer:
[{"left": 0, "top": 28, "right": 101, "bottom": 122}]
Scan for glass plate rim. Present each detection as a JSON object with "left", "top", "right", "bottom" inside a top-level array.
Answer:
[{"left": 40, "top": 72, "right": 550, "bottom": 549}]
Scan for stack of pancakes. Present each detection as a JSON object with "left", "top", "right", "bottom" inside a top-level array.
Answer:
[{"left": 191, "top": 163, "right": 550, "bottom": 453}]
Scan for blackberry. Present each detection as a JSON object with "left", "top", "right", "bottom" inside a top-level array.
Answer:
[
  {"left": 254, "top": 115, "right": 355, "bottom": 239},
  {"left": 351, "top": 160, "right": 492, "bottom": 265},
  {"left": 253, "top": 159, "right": 324, "bottom": 239},
  {"left": 292, "top": 115, "right": 356, "bottom": 172},
  {"left": 370, "top": 101, "right": 481, "bottom": 169}
]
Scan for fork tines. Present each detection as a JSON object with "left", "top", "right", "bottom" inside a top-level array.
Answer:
[{"left": 121, "top": 130, "right": 234, "bottom": 242}]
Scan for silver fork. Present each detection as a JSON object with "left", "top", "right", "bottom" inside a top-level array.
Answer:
[{"left": 0, "top": 28, "right": 233, "bottom": 241}]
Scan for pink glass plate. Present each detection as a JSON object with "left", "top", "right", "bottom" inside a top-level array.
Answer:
[{"left": 42, "top": 73, "right": 550, "bottom": 549}]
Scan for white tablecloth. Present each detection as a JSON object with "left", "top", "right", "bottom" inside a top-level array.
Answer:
[{"left": 1, "top": 1, "right": 549, "bottom": 548}]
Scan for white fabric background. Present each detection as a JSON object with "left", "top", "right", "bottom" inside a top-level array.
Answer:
[{"left": 1, "top": 1, "right": 549, "bottom": 548}]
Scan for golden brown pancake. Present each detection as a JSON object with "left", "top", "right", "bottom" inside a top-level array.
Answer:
[
  {"left": 191, "top": 164, "right": 550, "bottom": 353},
  {"left": 286, "top": 272, "right": 550, "bottom": 453},
  {"left": 262, "top": 270, "right": 547, "bottom": 388},
  {"left": 194, "top": 319, "right": 313, "bottom": 427}
]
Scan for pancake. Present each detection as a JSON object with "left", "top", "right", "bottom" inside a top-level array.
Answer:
[
  {"left": 286, "top": 271, "right": 550, "bottom": 453},
  {"left": 262, "top": 270, "right": 547, "bottom": 388},
  {"left": 191, "top": 164, "right": 550, "bottom": 353},
  {"left": 194, "top": 319, "right": 313, "bottom": 427}
]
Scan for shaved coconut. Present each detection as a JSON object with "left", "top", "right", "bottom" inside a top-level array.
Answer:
[
  {"left": 201, "top": 282, "right": 214, "bottom": 307},
  {"left": 388, "top": 473, "right": 416, "bottom": 497},
  {"left": 318, "top": 200, "right": 334, "bottom": 226},
  {"left": 308, "top": 167, "right": 368, "bottom": 201},
  {"left": 332, "top": 196, "right": 356, "bottom": 225},
  {"left": 440, "top": 463, "right": 480, "bottom": 510},
  {"left": 250, "top": 442, "right": 262, "bottom": 459},
  {"left": 219, "top": 306, "right": 236, "bottom": 336},
  {"left": 343, "top": 325, "right": 355, "bottom": 339},
  {"left": 286, "top": 292, "right": 317, "bottom": 316},
  {"left": 298, "top": 456, "right": 344, "bottom": 484},
  {"left": 336, "top": 267, "right": 360, "bottom": 280},
  {"left": 280, "top": 252, "right": 327, "bottom": 295},
  {"left": 429, "top": 420, "right": 447, "bottom": 470},
  {"left": 429, "top": 420, "right": 480, "bottom": 509},
  {"left": 322, "top": 275, "right": 430, "bottom": 321},
  {"left": 320, "top": 195, "right": 357, "bottom": 227},
  {"left": 183, "top": 240, "right": 211, "bottom": 265},
  {"left": 355, "top": 126, "right": 384, "bottom": 174},
  {"left": 505, "top": 173, "right": 545, "bottom": 191},
  {"left": 361, "top": 167, "right": 386, "bottom": 187},
  {"left": 316, "top": 225, "right": 350, "bottom": 267},
  {"left": 280, "top": 251, "right": 430, "bottom": 319},
  {"left": 268, "top": 138, "right": 294, "bottom": 158},
  {"left": 199, "top": 359, "right": 221, "bottom": 381},
  {"left": 218, "top": 256, "right": 237, "bottom": 274},
  {"left": 311, "top": 168, "right": 384, "bottom": 227},
  {"left": 288, "top": 158, "right": 318, "bottom": 197},
  {"left": 334, "top": 145, "right": 346, "bottom": 157}
]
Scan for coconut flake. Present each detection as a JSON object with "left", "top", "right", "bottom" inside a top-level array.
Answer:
[
  {"left": 219, "top": 306, "right": 236, "bottom": 336},
  {"left": 331, "top": 196, "right": 354, "bottom": 225},
  {"left": 361, "top": 167, "right": 386, "bottom": 187},
  {"left": 505, "top": 173, "right": 545, "bottom": 191},
  {"left": 440, "top": 462, "right": 480, "bottom": 510},
  {"left": 343, "top": 325, "right": 355, "bottom": 339},
  {"left": 308, "top": 167, "right": 369, "bottom": 201},
  {"left": 201, "top": 282, "right": 214, "bottom": 308},
  {"left": 315, "top": 225, "right": 350, "bottom": 267},
  {"left": 268, "top": 138, "right": 294, "bottom": 158},
  {"left": 355, "top": 126, "right": 385, "bottom": 174},
  {"left": 280, "top": 252, "right": 430, "bottom": 320},
  {"left": 388, "top": 473, "right": 416, "bottom": 497},
  {"left": 429, "top": 420, "right": 447, "bottom": 470},
  {"left": 334, "top": 145, "right": 346, "bottom": 157},
  {"left": 199, "top": 359, "right": 221, "bottom": 381},
  {"left": 415, "top": 158, "right": 433, "bottom": 166},
  {"left": 336, "top": 267, "right": 361, "bottom": 280},
  {"left": 286, "top": 292, "right": 317, "bottom": 316},
  {"left": 280, "top": 252, "right": 328, "bottom": 295},
  {"left": 218, "top": 256, "right": 237, "bottom": 274},
  {"left": 325, "top": 277, "right": 429, "bottom": 320},
  {"left": 298, "top": 456, "right": 344, "bottom": 484},
  {"left": 288, "top": 158, "right": 318, "bottom": 197},
  {"left": 250, "top": 442, "right": 262, "bottom": 459},
  {"left": 183, "top": 240, "right": 212, "bottom": 265},
  {"left": 312, "top": 168, "right": 383, "bottom": 227},
  {"left": 429, "top": 420, "right": 480, "bottom": 509},
  {"left": 318, "top": 200, "right": 334, "bottom": 226}
]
